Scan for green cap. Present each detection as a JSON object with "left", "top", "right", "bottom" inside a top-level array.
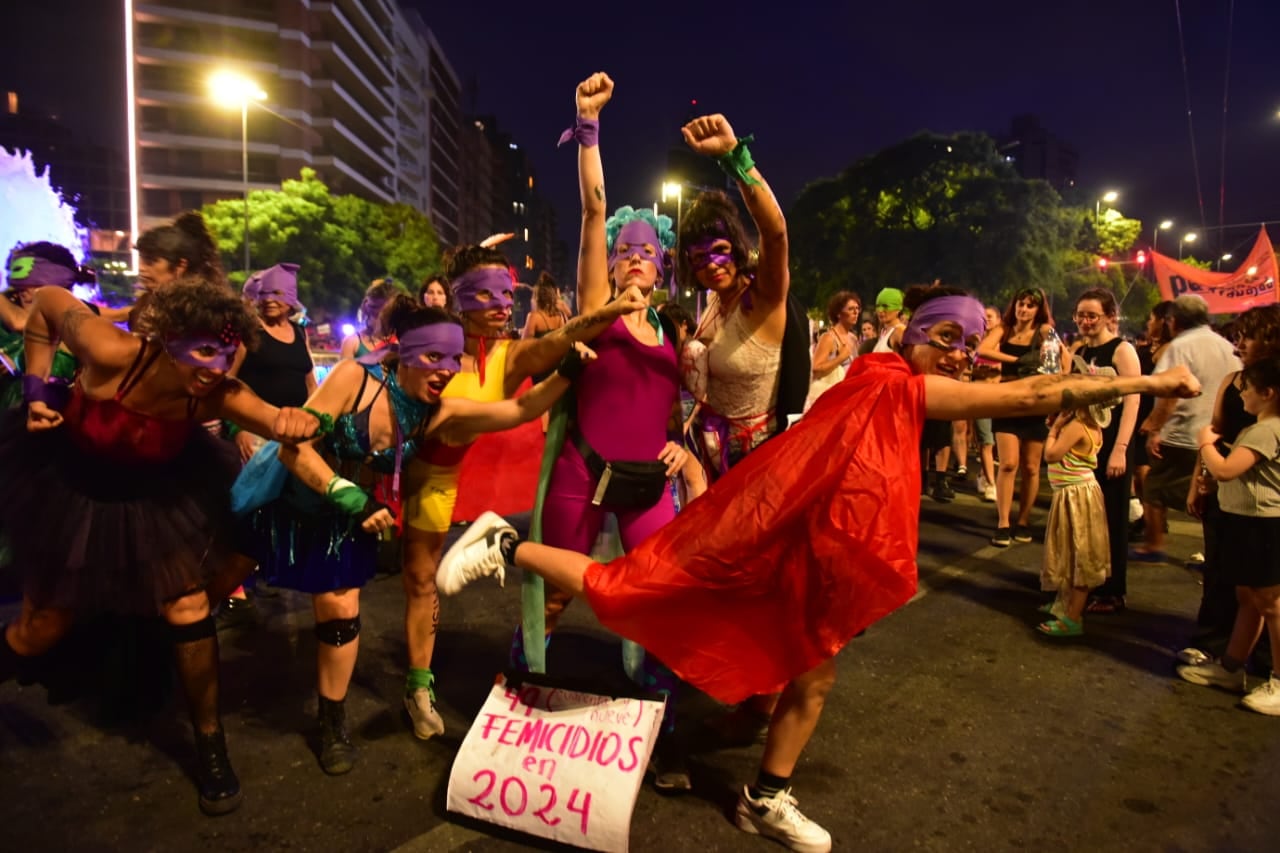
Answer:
[{"left": 875, "top": 288, "right": 904, "bottom": 312}]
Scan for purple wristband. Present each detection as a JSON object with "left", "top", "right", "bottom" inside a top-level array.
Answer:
[
  {"left": 23, "top": 375, "right": 70, "bottom": 411},
  {"left": 557, "top": 116, "right": 600, "bottom": 148}
]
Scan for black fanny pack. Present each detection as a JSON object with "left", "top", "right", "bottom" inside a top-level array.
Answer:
[{"left": 572, "top": 432, "right": 669, "bottom": 509}]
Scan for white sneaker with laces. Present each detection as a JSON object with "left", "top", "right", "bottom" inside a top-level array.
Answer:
[
  {"left": 404, "top": 688, "right": 446, "bottom": 739},
  {"left": 436, "top": 511, "right": 512, "bottom": 596},
  {"left": 1242, "top": 675, "right": 1280, "bottom": 716},
  {"left": 734, "top": 786, "right": 832, "bottom": 853},
  {"left": 1176, "top": 659, "right": 1246, "bottom": 693},
  {"left": 982, "top": 483, "right": 997, "bottom": 502}
]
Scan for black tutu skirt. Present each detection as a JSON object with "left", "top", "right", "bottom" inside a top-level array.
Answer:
[
  {"left": 238, "top": 480, "right": 379, "bottom": 595},
  {"left": 0, "top": 409, "right": 239, "bottom": 614}
]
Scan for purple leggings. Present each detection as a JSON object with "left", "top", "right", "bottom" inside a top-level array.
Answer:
[{"left": 541, "top": 443, "right": 676, "bottom": 555}]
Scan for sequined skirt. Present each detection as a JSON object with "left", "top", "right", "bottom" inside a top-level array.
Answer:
[{"left": 1042, "top": 479, "right": 1110, "bottom": 594}]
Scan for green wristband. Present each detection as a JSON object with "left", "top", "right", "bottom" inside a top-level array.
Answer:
[
  {"left": 713, "top": 135, "right": 761, "bottom": 186},
  {"left": 300, "top": 406, "right": 335, "bottom": 437},
  {"left": 224, "top": 421, "right": 241, "bottom": 438},
  {"left": 325, "top": 475, "right": 370, "bottom": 515}
]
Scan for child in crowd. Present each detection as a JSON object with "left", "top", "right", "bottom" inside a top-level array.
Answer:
[
  {"left": 1038, "top": 383, "right": 1113, "bottom": 637},
  {"left": 1178, "top": 357, "right": 1280, "bottom": 715}
]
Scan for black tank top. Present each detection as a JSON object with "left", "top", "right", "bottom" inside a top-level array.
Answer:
[
  {"left": 1218, "top": 376, "right": 1253, "bottom": 447},
  {"left": 1078, "top": 336, "right": 1125, "bottom": 451},
  {"left": 237, "top": 321, "right": 312, "bottom": 407}
]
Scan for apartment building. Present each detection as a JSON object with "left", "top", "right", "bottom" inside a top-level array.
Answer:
[{"left": 127, "top": 0, "right": 460, "bottom": 243}]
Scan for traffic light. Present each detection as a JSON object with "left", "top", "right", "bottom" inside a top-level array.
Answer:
[
  {"left": 1135, "top": 250, "right": 1147, "bottom": 266},
  {"left": 1097, "top": 257, "right": 1109, "bottom": 270}
]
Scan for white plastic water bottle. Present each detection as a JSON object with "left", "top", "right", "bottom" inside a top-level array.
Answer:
[{"left": 1039, "top": 328, "right": 1062, "bottom": 374}]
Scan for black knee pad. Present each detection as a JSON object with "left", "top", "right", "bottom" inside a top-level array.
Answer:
[
  {"left": 315, "top": 616, "right": 361, "bottom": 647},
  {"left": 170, "top": 615, "right": 217, "bottom": 645}
]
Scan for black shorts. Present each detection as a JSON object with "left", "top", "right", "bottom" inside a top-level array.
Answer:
[
  {"left": 992, "top": 414, "right": 1049, "bottom": 442},
  {"left": 1143, "top": 444, "right": 1198, "bottom": 510},
  {"left": 1219, "top": 512, "right": 1280, "bottom": 588},
  {"left": 920, "top": 419, "right": 952, "bottom": 452}
]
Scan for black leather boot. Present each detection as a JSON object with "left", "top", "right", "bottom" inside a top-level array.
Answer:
[
  {"left": 318, "top": 696, "right": 355, "bottom": 776},
  {"left": 194, "top": 728, "right": 242, "bottom": 816}
]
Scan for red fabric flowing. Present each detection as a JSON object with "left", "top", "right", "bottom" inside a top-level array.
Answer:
[
  {"left": 582, "top": 354, "right": 926, "bottom": 704},
  {"left": 452, "top": 378, "right": 544, "bottom": 521}
]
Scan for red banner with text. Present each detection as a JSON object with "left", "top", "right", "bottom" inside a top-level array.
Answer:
[{"left": 1152, "top": 228, "right": 1277, "bottom": 314}]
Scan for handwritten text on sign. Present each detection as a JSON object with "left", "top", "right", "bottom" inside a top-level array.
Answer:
[{"left": 447, "top": 675, "right": 666, "bottom": 852}]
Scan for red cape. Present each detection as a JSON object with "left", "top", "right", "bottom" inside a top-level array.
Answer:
[{"left": 582, "top": 354, "right": 925, "bottom": 703}]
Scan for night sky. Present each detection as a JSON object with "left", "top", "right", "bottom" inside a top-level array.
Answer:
[{"left": 4, "top": 0, "right": 1279, "bottom": 262}]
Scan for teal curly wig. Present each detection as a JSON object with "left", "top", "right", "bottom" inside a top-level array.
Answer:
[{"left": 604, "top": 206, "right": 676, "bottom": 254}]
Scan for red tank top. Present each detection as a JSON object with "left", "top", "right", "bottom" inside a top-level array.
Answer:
[{"left": 64, "top": 341, "right": 197, "bottom": 464}]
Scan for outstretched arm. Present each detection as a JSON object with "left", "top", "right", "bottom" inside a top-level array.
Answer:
[
  {"left": 504, "top": 286, "right": 645, "bottom": 393},
  {"left": 436, "top": 344, "right": 593, "bottom": 444},
  {"left": 682, "top": 114, "right": 788, "bottom": 308},
  {"left": 574, "top": 73, "right": 613, "bottom": 315},
  {"left": 923, "top": 366, "right": 1201, "bottom": 422}
]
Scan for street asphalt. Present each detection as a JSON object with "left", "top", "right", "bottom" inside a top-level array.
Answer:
[{"left": 2, "top": 487, "right": 1277, "bottom": 852}]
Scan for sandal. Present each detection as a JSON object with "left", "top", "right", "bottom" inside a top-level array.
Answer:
[
  {"left": 1037, "top": 615, "right": 1084, "bottom": 637},
  {"left": 1085, "top": 595, "right": 1126, "bottom": 615}
]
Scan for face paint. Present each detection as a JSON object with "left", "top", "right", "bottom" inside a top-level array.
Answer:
[
  {"left": 164, "top": 336, "right": 238, "bottom": 371},
  {"left": 395, "top": 322, "right": 465, "bottom": 372},
  {"left": 686, "top": 238, "right": 734, "bottom": 271},
  {"left": 453, "top": 267, "right": 515, "bottom": 313},
  {"left": 609, "top": 220, "right": 664, "bottom": 278},
  {"left": 7, "top": 254, "right": 76, "bottom": 289}
]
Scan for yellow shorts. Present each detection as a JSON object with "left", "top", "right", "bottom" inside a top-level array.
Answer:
[{"left": 404, "top": 464, "right": 461, "bottom": 533}]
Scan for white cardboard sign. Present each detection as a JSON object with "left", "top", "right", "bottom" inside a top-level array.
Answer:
[{"left": 447, "top": 674, "right": 666, "bottom": 852}]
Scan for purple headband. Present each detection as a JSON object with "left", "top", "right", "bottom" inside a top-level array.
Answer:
[
  {"left": 452, "top": 266, "right": 515, "bottom": 314},
  {"left": 358, "top": 322, "right": 464, "bottom": 372},
  {"left": 8, "top": 254, "right": 76, "bottom": 289},
  {"left": 248, "top": 263, "right": 302, "bottom": 310},
  {"left": 901, "top": 295, "right": 987, "bottom": 349},
  {"left": 164, "top": 336, "right": 239, "bottom": 372},
  {"left": 610, "top": 220, "right": 665, "bottom": 279}
]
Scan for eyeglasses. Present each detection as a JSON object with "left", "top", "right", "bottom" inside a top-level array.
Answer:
[{"left": 1073, "top": 312, "right": 1103, "bottom": 322}]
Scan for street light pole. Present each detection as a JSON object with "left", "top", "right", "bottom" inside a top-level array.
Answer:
[{"left": 241, "top": 98, "right": 250, "bottom": 274}]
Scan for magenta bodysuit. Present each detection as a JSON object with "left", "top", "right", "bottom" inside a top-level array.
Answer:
[{"left": 542, "top": 315, "right": 680, "bottom": 556}]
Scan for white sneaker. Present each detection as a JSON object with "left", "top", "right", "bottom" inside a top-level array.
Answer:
[
  {"left": 404, "top": 688, "right": 446, "bottom": 739},
  {"left": 1242, "top": 676, "right": 1280, "bottom": 716},
  {"left": 436, "top": 511, "right": 512, "bottom": 596},
  {"left": 982, "top": 483, "right": 997, "bottom": 502},
  {"left": 734, "top": 786, "right": 832, "bottom": 853},
  {"left": 1176, "top": 659, "right": 1246, "bottom": 693}
]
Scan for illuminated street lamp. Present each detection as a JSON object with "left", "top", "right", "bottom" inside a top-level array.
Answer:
[
  {"left": 1153, "top": 219, "right": 1174, "bottom": 255},
  {"left": 1095, "top": 190, "right": 1119, "bottom": 225},
  {"left": 1180, "top": 232, "right": 1197, "bottom": 261},
  {"left": 209, "top": 70, "right": 267, "bottom": 273}
]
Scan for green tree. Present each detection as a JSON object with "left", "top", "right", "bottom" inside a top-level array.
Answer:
[
  {"left": 788, "top": 132, "right": 1078, "bottom": 311},
  {"left": 1093, "top": 208, "right": 1143, "bottom": 257},
  {"left": 203, "top": 169, "right": 441, "bottom": 319}
]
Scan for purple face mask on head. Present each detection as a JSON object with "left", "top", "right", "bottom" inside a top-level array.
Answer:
[
  {"left": 251, "top": 263, "right": 302, "bottom": 310},
  {"left": 164, "top": 336, "right": 239, "bottom": 372},
  {"left": 610, "top": 221, "right": 664, "bottom": 279},
  {"left": 686, "top": 238, "right": 734, "bottom": 271},
  {"left": 396, "top": 322, "right": 465, "bottom": 372},
  {"left": 8, "top": 254, "right": 77, "bottom": 289},
  {"left": 452, "top": 267, "right": 515, "bottom": 314}
]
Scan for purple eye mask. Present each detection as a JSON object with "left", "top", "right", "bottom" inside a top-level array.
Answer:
[
  {"left": 359, "top": 323, "right": 464, "bottom": 372},
  {"left": 686, "top": 239, "right": 734, "bottom": 271},
  {"left": 165, "top": 336, "right": 238, "bottom": 371},
  {"left": 901, "top": 295, "right": 987, "bottom": 349},
  {"left": 610, "top": 221, "right": 664, "bottom": 278},
  {"left": 453, "top": 267, "right": 515, "bottom": 313}
]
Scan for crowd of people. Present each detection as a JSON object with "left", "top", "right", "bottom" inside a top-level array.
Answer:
[{"left": 0, "top": 70, "right": 1273, "bottom": 853}]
